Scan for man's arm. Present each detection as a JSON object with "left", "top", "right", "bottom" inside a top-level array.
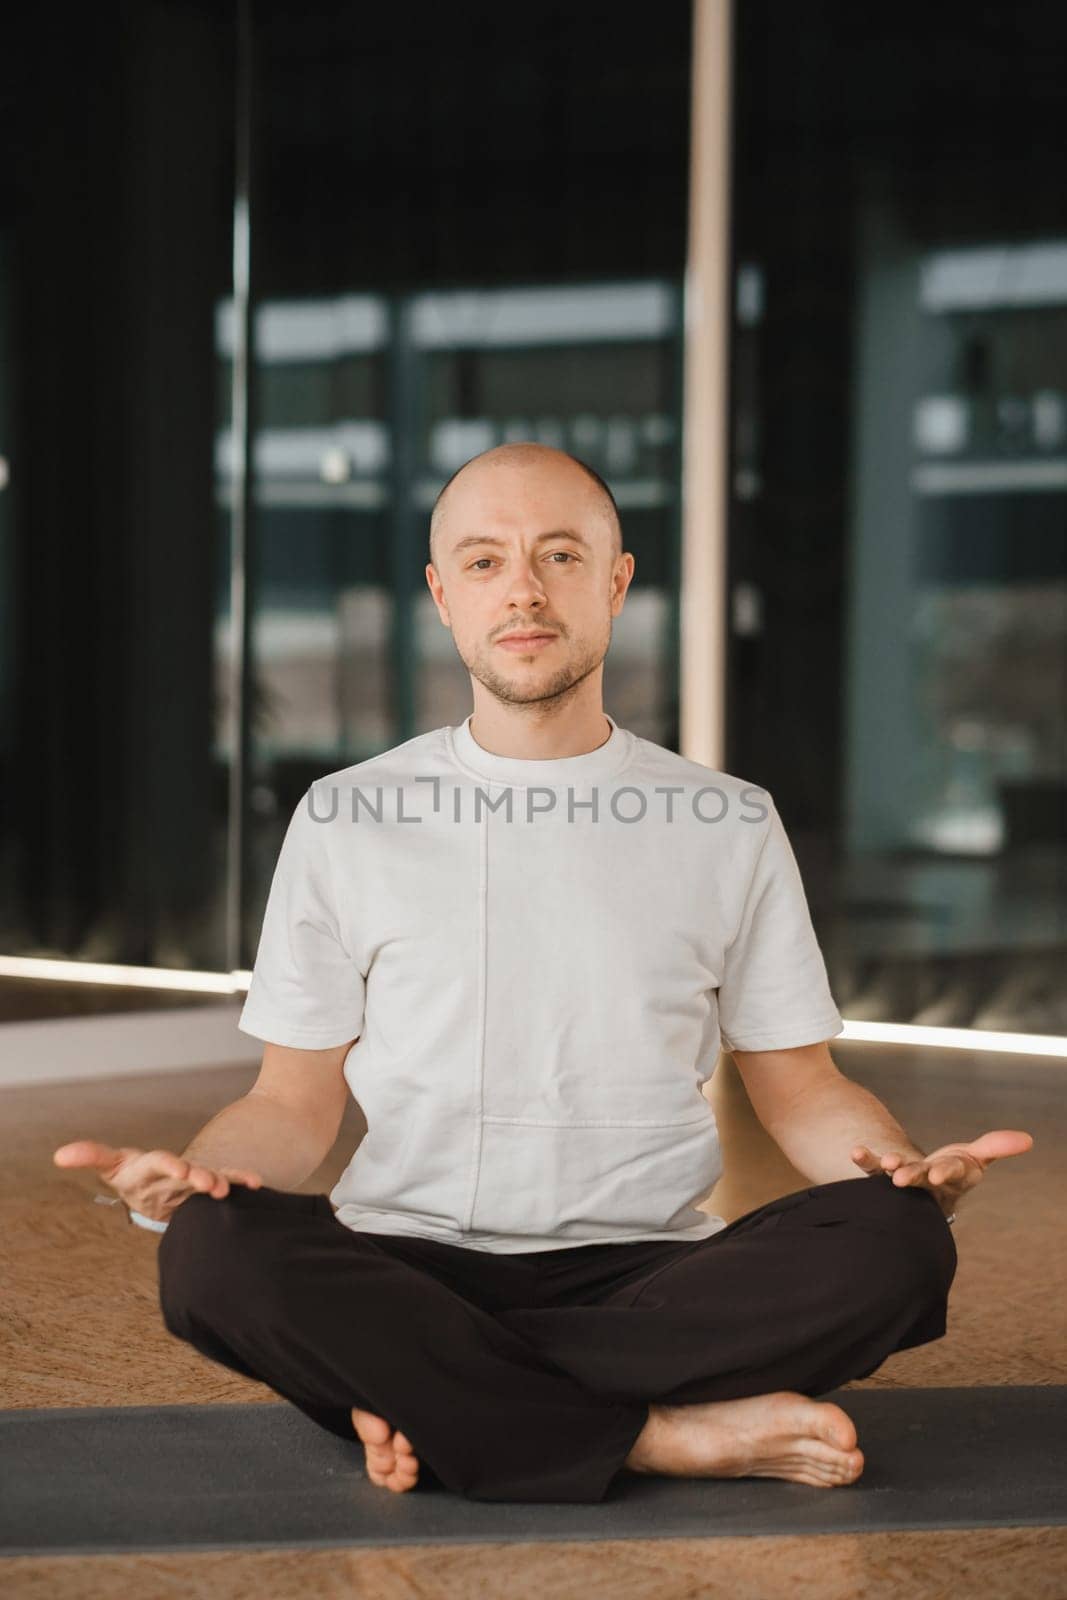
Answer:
[
  {"left": 53, "top": 1038, "right": 359, "bottom": 1224},
  {"left": 730, "top": 1040, "right": 926, "bottom": 1186},
  {"left": 181, "top": 1038, "right": 356, "bottom": 1191}
]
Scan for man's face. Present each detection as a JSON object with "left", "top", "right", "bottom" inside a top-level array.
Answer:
[{"left": 425, "top": 456, "right": 634, "bottom": 709}]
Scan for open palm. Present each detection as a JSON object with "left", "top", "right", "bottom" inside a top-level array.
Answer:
[{"left": 851, "top": 1128, "right": 1034, "bottom": 1214}]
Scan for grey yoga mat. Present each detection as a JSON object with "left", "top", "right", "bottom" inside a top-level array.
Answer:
[{"left": 1, "top": 1386, "right": 1064, "bottom": 1557}]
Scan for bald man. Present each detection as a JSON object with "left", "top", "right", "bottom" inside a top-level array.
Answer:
[{"left": 55, "top": 444, "right": 1030, "bottom": 1504}]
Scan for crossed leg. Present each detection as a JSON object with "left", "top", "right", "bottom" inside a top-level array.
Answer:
[
  {"left": 351, "top": 1393, "right": 866, "bottom": 1493},
  {"left": 349, "top": 1173, "right": 956, "bottom": 1494},
  {"left": 159, "top": 1174, "right": 956, "bottom": 1503}
]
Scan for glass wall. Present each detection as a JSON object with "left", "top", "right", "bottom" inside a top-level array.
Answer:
[
  {"left": 0, "top": 0, "right": 691, "bottom": 1001},
  {"left": 0, "top": 3, "right": 236, "bottom": 1007},
  {"left": 730, "top": 0, "right": 1067, "bottom": 1034},
  {"left": 233, "top": 0, "right": 691, "bottom": 961},
  {"left": 7, "top": 0, "right": 1062, "bottom": 1039},
  {"left": 218, "top": 282, "right": 681, "bottom": 768}
]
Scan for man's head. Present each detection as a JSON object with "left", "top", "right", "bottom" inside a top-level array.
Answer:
[{"left": 425, "top": 442, "right": 635, "bottom": 713}]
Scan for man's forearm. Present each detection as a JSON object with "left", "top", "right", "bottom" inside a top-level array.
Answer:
[
  {"left": 181, "top": 1090, "right": 334, "bottom": 1192},
  {"left": 767, "top": 1070, "right": 926, "bottom": 1187}
]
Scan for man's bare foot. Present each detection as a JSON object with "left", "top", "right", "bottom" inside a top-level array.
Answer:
[
  {"left": 351, "top": 1406, "right": 421, "bottom": 1493},
  {"left": 625, "top": 1391, "right": 865, "bottom": 1489}
]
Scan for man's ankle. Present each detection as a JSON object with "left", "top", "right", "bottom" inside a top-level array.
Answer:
[{"left": 624, "top": 1405, "right": 666, "bottom": 1473}]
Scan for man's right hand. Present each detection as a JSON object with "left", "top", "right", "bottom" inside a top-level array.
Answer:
[{"left": 52, "top": 1141, "right": 264, "bottom": 1223}]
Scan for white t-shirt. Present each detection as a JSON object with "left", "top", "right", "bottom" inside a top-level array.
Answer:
[{"left": 238, "top": 713, "right": 844, "bottom": 1253}]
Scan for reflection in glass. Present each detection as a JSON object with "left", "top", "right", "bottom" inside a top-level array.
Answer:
[
  {"left": 733, "top": 0, "right": 1067, "bottom": 1034},
  {"left": 217, "top": 281, "right": 684, "bottom": 961},
  {"left": 215, "top": 280, "right": 682, "bottom": 764}
]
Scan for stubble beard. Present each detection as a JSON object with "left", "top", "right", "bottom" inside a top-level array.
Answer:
[{"left": 457, "top": 626, "right": 611, "bottom": 709}]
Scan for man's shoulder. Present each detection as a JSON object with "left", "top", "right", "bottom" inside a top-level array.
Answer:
[
  {"left": 628, "top": 731, "right": 773, "bottom": 810},
  {"left": 310, "top": 725, "right": 453, "bottom": 792}
]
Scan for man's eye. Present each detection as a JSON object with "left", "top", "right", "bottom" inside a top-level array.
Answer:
[{"left": 468, "top": 553, "right": 576, "bottom": 570}]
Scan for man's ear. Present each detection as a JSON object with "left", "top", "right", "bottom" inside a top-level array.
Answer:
[{"left": 425, "top": 564, "right": 450, "bottom": 625}]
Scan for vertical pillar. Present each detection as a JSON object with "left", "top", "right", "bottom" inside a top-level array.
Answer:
[{"left": 680, "top": 0, "right": 734, "bottom": 770}]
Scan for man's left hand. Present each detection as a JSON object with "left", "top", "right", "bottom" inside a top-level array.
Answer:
[{"left": 850, "top": 1129, "right": 1035, "bottom": 1218}]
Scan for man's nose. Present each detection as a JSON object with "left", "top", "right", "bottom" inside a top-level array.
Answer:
[{"left": 502, "top": 565, "right": 547, "bottom": 606}]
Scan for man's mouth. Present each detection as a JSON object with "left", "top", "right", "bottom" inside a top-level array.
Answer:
[{"left": 496, "top": 632, "right": 559, "bottom": 651}]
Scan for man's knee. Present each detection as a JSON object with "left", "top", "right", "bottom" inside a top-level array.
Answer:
[
  {"left": 157, "top": 1192, "right": 260, "bottom": 1339},
  {"left": 846, "top": 1174, "right": 958, "bottom": 1301}
]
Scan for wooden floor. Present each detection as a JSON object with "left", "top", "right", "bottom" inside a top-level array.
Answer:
[{"left": 2, "top": 1040, "right": 1064, "bottom": 1597}]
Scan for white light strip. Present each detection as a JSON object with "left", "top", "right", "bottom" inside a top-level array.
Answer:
[
  {"left": 0, "top": 956, "right": 251, "bottom": 996},
  {"left": 215, "top": 283, "right": 674, "bottom": 363},
  {"left": 911, "top": 458, "right": 1067, "bottom": 495},
  {"left": 919, "top": 240, "right": 1067, "bottom": 312},
  {"left": 411, "top": 283, "right": 675, "bottom": 349},
  {"left": 216, "top": 295, "right": 388, "bottom": 361},
  {"left": 838, "top": 1020, "right": 1067, "bottom": 1059},
  {"left": 2, "top": 958, "right": 1064, "bottom": 1059}
]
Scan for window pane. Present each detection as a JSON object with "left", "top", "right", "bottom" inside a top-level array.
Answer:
[
  {"left": 732, "top": 0, "right": 1067, "bottom": 1035},
  {"left": 241, "top": 1, "right": 692, "bottom": 961},
  {"left": 0, "top": 4, "right": 235, "bottom": 1007}
]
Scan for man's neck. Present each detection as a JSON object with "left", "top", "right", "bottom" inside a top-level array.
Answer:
[{"left": 467, "top": 709, "right": 612, "bottom": 762}]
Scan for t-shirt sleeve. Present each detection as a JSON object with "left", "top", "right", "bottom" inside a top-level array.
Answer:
[
  {"left": 237, "top": 786, "right": 366, "bottom": 1049},
  {"left": 716, "top": 794, "right": 844, "bottom": 1053}
]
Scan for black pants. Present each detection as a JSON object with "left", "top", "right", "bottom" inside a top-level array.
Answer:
[{"left": 157, "top": 1171, "right": 957, "bottom": 1504}]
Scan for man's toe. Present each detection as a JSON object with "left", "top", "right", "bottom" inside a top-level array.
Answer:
[
  {"left": 350, "top": 1408, "right": 421, "bottom": 1490},
  {"left": 351, "top": 1407, "right": 392, "bottom": 1446}
]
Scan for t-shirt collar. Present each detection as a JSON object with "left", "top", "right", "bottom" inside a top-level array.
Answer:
[{"left": 447, "top": 712, "right": 634, "bottom": 787}]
